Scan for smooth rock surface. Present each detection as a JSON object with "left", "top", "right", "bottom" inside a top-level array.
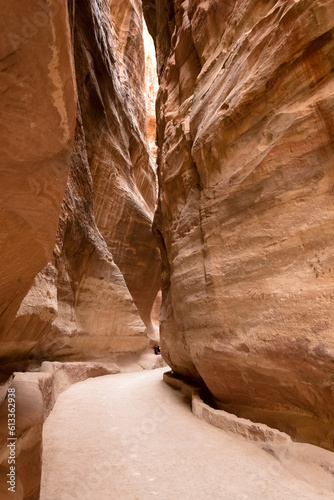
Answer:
[
  {"left": 0, "top": 0, "right": 77, "bottom": 341},
  {"left": 144, "top": 0, "right": 334, "bottom": 449}
]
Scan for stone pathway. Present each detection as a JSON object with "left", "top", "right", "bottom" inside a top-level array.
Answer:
[{"left": 40, "top": 368, "right": 334, "bottom": 499}]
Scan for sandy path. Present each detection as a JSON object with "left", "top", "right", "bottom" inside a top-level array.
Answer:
[{"left": 40, "top": 368, "right": 334, "bottom": 500}]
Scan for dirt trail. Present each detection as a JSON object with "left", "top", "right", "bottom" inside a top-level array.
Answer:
[{"left": 40, "top": 368, "right": 334, "bottom": 499}]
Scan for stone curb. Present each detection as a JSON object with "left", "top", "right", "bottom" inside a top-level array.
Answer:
[{"left": 163, "top": 370, "right": 291, "bottom": 445}]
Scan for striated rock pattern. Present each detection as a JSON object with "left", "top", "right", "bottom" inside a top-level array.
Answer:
[
  {"left": 144, "top": 0, "right": 334, "bottom": 450},
  {"left": 74, "top": 0, "right": 160, "bottom": 341},
  {"left": 6, "top": 110, "right": 149, "bottom": 363},
  {"left": 1, "top": 0, "right": 161, "bottom": 368}
]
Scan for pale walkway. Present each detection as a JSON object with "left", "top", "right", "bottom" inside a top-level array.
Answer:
[{"left": 40, "top": 368, "right": 334, "bottom": 500}]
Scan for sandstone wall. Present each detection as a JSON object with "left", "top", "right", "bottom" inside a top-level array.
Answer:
[
  {"left": 75, "top": 0, "right": 160, "bottom": 340},
  {"left": 1, "top": 0, "right": 160, "bottom": 370},
  {"left": 144, "top": 0, "right": 334, "bottom": 450},
  {"left": 1, "top": 1, "right": 161, "bottom": 497},
  {"left": 0, "top": 0, "right": 77, "bottom": 347}
]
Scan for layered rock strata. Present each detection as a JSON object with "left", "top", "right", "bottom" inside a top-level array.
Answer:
[{"left": 144, "top": 0, "right": 334, "bottom": 450}]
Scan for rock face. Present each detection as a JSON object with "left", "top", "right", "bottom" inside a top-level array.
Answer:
[
  {"left": 79, "top": 0, "right": 160, "bottom": 341},
  {"left": 0, "top": 0, "right": 77, "bottom": 346},
  {"left": 144, "top": 0, "right": 334, "bottom": 450},
  {"left": 1, "top": 1, "right": 161, "bottom": 496},
  {"left": 1, "top": 0, "right": 160, "bottom": 368}
]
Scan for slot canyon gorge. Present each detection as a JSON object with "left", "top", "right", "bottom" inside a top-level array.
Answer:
[{"left": 1, "top": 0, "right": 334, "bottom": 498}]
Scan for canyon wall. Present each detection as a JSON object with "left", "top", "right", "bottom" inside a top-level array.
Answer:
[
  {"left": 1, "top": 1, "right": 160, "bottom": 498},
  {"left": 1, "top": 0, "right": 160, "bottom": 372},
  {"left": 144, "top": 0, "right": 334, "bottom": 450},
  {"left": 0, "top": 0, "right": 77, "bottom": 357}
]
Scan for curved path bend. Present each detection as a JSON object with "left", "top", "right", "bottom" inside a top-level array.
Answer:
[{"left": 41, "top": 368, "right": 334, "bottom": 500}]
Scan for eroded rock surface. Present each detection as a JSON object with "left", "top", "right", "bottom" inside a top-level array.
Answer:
[
  {"left": 144, "top": 0, "right": 334, "bottom": 450},
  {"left": 80, "top": 0, "right": 160, "bottom": 341},
  {"left": 1, "top": 0, "right": 160, "bottom": 367}
]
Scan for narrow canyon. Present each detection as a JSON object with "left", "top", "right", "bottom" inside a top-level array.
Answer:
[{"left": 1, "top": 0, "right": 334, "bottom": 498}]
